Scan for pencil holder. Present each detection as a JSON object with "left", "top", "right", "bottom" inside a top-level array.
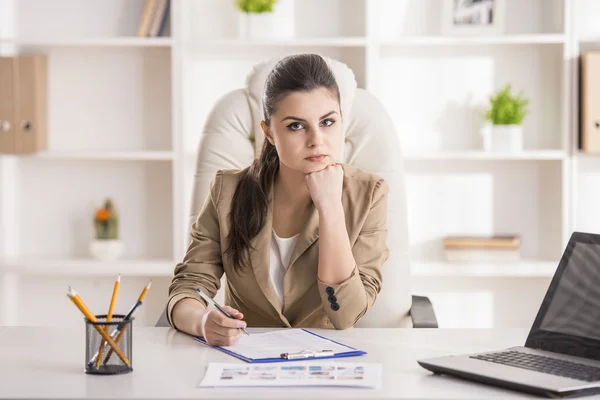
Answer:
[{"left": 84, "top": 314, "right": 133, "bottom": 375}]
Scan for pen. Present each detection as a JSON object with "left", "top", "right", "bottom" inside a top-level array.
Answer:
[
  {"left": 281, "top": 350, "right": 335, "bottom": 360},
  {"left": 100, "top": 280, "right": 152, "bottom": 365},
  {"left": 196, "top": 288, "right": 250, "bottom": 336},
  {"left": 67, "top": 287, "right": 131, "bottom": 367},
  {"left": 95, "top": 274, "right": 120, "bottom": 369}
]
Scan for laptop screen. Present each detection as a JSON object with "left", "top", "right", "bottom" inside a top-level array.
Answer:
[{"left": 526, "top": 233, "right": 600, "bottom": 360}]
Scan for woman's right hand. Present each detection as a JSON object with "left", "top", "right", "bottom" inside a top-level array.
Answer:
[{"left": 201, "top": 306, "right": 247, "bottom": 347}]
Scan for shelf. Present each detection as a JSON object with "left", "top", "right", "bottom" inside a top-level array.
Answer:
[
  {"left": 190, "top": 35, "right": 563, "bottom": 48},
  {"left": 578, "top": 36, "right": 600, "bottom": 44},
  {"left": 380, "top": 34, "right": 565, "bottom": 46},
  {"left": 0, "top": 37, "right": 173, "bottom": 47},
  {"left": 411, "top": 260, "right": 558, "bottom": 278},
  {"left": 1, "top": 258, "right": 558, "bottom": 278},
  {"left": 575, "top": 151, "right": 600, "bottom": 158},
  {"left": 23, "top": 151, "right": 174, "bottom": 161},
  {"left": 193, "top": 37, "right": 368, "bottom": 47},
  {"left": 402, "top": 151, "right": 566, "bottom": 161},
  {"left": 0, "top": 258, "right": 175, "bottom": 277}
]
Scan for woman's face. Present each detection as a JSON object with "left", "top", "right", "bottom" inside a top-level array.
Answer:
[{"left": 262, "top": 87, "right": 342, "bottom": 174}]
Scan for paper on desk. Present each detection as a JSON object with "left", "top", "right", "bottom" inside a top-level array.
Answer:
[
  {"left": 198, "top": 362, "right": 382, "bottom": 388},
  {"left": 220, "top": 329, "right": 355, "bottom": 360}
]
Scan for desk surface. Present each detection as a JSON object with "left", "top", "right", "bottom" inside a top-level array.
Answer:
[{"left": 0, "top": 326, "right": 574, "bottom": 399}]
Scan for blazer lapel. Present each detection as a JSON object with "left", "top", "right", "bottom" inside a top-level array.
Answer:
[
  {"left": 287, "top": 203, "right": 319, "bottom": 270},
  {"left": 249, "top": 180, "right": 291, "bottom": 327},
  {"left": 282, "top": 201, "right": 320, "bottom": 316}
]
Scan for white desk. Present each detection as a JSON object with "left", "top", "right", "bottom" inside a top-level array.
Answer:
[{"left": 0, "top": 326, "right": 583, "bottom": 399}]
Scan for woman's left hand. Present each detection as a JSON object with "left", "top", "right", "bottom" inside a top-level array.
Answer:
[{"left": 305, "top": 163, "right": 344, "bottom": 213}]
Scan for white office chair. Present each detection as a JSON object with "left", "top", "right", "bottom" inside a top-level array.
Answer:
[{"left": 156, "top": 55, "right": 437, "bottom": 329}]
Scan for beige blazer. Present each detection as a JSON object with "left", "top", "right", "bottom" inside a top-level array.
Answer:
[{"left": 166, "top": 163, "right": 390, "bottom": 330}]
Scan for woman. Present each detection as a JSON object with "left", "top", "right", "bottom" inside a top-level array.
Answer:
[{"left": 167, "top": 53, "right": 389, "bottom": 346}]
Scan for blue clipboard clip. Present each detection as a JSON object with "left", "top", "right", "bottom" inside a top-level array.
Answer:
[{"left": 280, "top": 349, "right": 335, "bottom": 360}]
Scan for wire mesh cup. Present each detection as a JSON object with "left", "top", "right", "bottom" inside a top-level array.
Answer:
[{"left": 84, "top": 314, "right": 133, "bottom": 375}]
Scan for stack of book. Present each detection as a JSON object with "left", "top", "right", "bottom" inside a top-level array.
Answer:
[
  {"left": 442, "top": 235, "right": 521, "bottom": 262},
  {"left": 137, "top": 0, "right": 170, "bottom": 37}
]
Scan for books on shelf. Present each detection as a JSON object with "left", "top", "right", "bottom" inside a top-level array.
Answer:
[
  {"left": 137, "top": 0, "right": 170, "bottom": 37},
  {"left": 443, "top": 235, "right": 521, "bottom": 262},
  {"left": 579, "top": 51, "right": 600, "bottom": 154}
]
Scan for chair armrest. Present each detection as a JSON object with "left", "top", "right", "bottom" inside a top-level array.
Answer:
[
  {"left": 410, "top": 295, "right": 438, "bottom": 328},
  {"left": 155, "top": 309, "right": 170, "bottom": 327}
]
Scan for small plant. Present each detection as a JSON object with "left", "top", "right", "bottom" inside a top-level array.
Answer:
[
  {"left": 484, "top": 84, "right": 529, "bottom": 125},
  {"left": 235, "top": 0, "right": 278, "bottom": 13},
  {"left": 94, "top": 198, "right": 119, "bottom": 240}
]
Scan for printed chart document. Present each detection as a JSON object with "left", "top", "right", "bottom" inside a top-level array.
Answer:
[
  {"left": 196, "top": 329, "right": 365, "bottom": 362},
  {"left": 199, "top": 362, "right": 382, "bottom": 388}
]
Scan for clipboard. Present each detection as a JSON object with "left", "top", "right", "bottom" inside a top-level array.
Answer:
[{"left": 194, "top": 329, "right": 367, "bottom": 363}]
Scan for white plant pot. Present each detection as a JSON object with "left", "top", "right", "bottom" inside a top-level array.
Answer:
[
  {"left": 238, "top": 0, "right": 295, "bottom": 39},
  {"left": 484, "top": 124, "right": 524, "bottom": 152},
  {"left": 89, "top": 239, "right": 124, "bottom": 261}
]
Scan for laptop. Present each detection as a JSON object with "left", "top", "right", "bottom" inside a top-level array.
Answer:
[{"left": 418, "top": 231, "right": 600, "bottom": 398}]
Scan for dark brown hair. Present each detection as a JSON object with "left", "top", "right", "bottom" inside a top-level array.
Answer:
[{"left": 224, "top": 53, "right": 341, "bottom": 274}]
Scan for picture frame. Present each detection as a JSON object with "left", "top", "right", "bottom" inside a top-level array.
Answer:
[{"left": 441, "top": 0, "right": 507, "bottom": 35}]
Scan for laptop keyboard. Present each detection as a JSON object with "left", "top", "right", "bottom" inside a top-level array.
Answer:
[{"left": 470, "top": 351, "right": 600, "bottom": 382}]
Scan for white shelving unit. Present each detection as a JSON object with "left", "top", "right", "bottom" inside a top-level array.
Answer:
[
  {"left": 0, "top": 0, "right": 180, "bottom": 327},
  {"left": 411, "top": 260, "right": 558, "bottom": 278},
  {"left": 370, "top": 0, "right": 572, "bottom": 269},
  {"left": 27, "top": 150, "right": 175, "bottom": 161},
  {"left": 1, "top": 0, "right": 599, "bottom": 328},
  {"left": 1, "top": 257, "right": 174, "bottom": 277},
  {"left": 0, "top": 37, "right": 174, "bottom": 47},
  {"left": 379, "top": 34, "right": 566, "bottom": 46},
  {"left": 193, "top": 37, "right": 369, "bottom": 47},
  {"left": 403, "top": 150, "right": 567, "bottom": 161}
]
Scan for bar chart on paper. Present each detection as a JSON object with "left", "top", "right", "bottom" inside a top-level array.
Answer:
[{"left": 199, "top": 362, "right": 382, "bottom": 388}]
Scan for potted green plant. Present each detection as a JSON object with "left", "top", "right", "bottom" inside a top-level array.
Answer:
[
  {"left": 483, "top": 84, "right": 529, "bottom": 152},
  {"left": 89, "top": 198, "right": 124, "bottom": 261},
  {"left": 235, "top": 0, "right": 294, "bottom": 39}
]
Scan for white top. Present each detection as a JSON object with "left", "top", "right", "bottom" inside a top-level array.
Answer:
[{"left": 270, "top": 228, "right": 299, "bottom": 308}]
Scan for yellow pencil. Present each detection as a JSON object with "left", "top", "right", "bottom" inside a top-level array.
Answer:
[
  {"left": 138, "top": 280, "right": 151, "bottom": 302},
  {"left": 103, "top": 280, "right": 151, "bottom": 365},
  {"left": 71, "top": 287, "right": 94, "bottom": 318},
  {"left": 67, "top": 287, "right": 131, "bottom": 367},
  {"left": 95, "top": 274, "right": 120, "bottom": 369}
]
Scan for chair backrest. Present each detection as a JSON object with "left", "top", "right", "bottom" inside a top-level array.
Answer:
[{"left": 183, "top": 55, "right": 413, "bottom": 328}]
